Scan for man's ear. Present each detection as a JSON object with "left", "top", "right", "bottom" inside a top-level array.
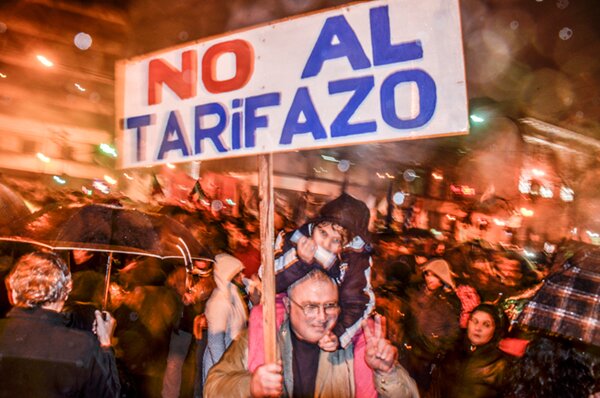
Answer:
[
  {"left": 282, "top": 296, "right": 290, "bottom": 313},
  {"left": 9, "top": 288, "right": 17, "bottom": 306},
  {"left": 65, "top": 279, "right": 73, "bottom": 296}
]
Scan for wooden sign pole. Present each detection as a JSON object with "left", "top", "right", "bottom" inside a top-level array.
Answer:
[{"left": 258, "top": 153, "right": 277, "bottom": 363}]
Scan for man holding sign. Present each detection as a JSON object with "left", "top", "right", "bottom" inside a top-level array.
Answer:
[{"left": 204, "top": 269, "right": 418, "bottom": 397}]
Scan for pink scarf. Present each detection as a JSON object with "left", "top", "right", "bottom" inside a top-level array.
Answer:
[{"left": 247, "top": 294, "right": 376, "bottom": 398}]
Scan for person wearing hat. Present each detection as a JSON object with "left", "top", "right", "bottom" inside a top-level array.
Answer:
[
  {"left": 271, "top": 192, "right": 375, "bottom": 350},
  {"left": 202, "top": 254, "right": 248, "bottom": 383},
  {"left": 401, "top": 258, "right": 462, "bottom": 395},
  {"left": 436, "top": 303, "right": 513, "bottom": 398}
]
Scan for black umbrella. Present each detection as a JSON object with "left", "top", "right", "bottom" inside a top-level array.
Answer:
[
  {"left": 3, "top": 203, "right": 212, "bottom": 260},
  {"left": 1, "top": 203, "right": 213, "bottom": 309},
  {"left": 0, "top": 182, "right": 31, "bottom": 234}
]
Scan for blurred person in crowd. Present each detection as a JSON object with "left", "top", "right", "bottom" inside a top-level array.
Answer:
[
  {"left": 401, "top": 258, "right": 462, "bottom": 395},
  {"left": 374, "top": 284, "right": 406, "bottom": 351},
  {"left": 436, "top": 303, "right": 513, "bottom": 398},
  {"left": 162, "top": 258, "right": 215, "bottom": 398},
  {"left": 271, "top": 192, "right": 375, "bottom": 350},
  {"left": 62, "top": 251, "right": 128, "bottom": 332},
  {"left": 242, "top": 214, "right": 260, "bottom": 235},
  {"left": 433, "top": 241, "right": 447, "bottom": 257},
  {"left": 0, "top": 251, "right": 120, "bottom": 396},
  {"left": 204, "top": 269, "right": 419, "bottom": 398},
  {"left": 228, "top": 221, "right": 261, "bottom": 279},
  {"left": 492, "top": 250, "right": 542, "bottom": 288},
  {"left": 274, "top": 209, "right": 295, "bottom": 234},
  {"left": 202, "top": 254, "right": 248, "bottom": 383},
  {"left": 504, "top": 336, "right": 597, "bottom": 398},
  {"left": 112, "top": 258, "right": 183, "bottom": 397},
  {"left": 375, "top": 231, "right": 405, "bottom": 262},
  {"left": 445, "top": 242, "right": 536, "bottom": 303},
  {"left": 69, "top": 249, "right": 109, "bottom": 273},
  {"left": 197, "top": 218, "right": 229, "bottom": 255},
  {"left": 0, "top": 250, "right": 15, "bottom": 317},
  {"left": 372, "top": 231, "right": 417, "bottom": 295},
  {"left": 234, "top": 227, "right": 263, "bottom": 310}
]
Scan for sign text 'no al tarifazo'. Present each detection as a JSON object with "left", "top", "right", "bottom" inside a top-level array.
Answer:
[{"left": 116, "top": 0, "right": 468, "bottom": 168}]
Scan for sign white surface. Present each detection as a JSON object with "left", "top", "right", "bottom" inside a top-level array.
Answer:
[{"left": 116, "top": 0, "right": 467, "bottom": 168}]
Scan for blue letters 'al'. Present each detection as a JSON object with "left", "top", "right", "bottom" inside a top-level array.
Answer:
[
  {"left": 301, "top": 15, "right": 371, "bottom": 79},
  {"left": 279, "top": 87, "right": 327, "bottom": 145},
  {"left": 157, "top": 111, "right": 191, "bottom": 160}
]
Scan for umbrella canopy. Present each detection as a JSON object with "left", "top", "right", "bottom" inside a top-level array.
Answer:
[
  {"left": 1, "top": 203, "right": 213, "bottom": 261},
  {"left": 0, "top": 183, "right": 31, "bottom": 234},
  {"left": 518, "top": 243, "right": 600, "bottom": 347},
  {"left": 402, "top": 227, "right": 435, "bottom": 240}
]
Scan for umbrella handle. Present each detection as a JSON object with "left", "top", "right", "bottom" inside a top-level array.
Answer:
[{"left": 102, "top": 252, "right": 114, "bottom": 312}]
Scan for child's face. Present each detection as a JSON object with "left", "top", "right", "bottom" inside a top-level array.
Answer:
[{"left": 313, "top": 223, "right": 344, "bottom": 254}]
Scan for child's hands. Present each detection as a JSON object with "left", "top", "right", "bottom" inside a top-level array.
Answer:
[
  {"left": 297, "top": 235, "right": 317, "bottom": 263},
  {"left": 318, "top": 330, "right": 339, "bottom": 352}
]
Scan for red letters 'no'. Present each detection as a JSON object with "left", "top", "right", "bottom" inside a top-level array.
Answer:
[{"left": 148, "top": 39, "right": 254, "bottom": 105}]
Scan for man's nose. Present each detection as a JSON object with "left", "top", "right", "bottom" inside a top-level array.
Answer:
[{"left": 315, "top": 305, "right": 328, "bottom": 321}]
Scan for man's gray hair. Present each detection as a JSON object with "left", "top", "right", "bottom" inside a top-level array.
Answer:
[
  {"left": 286, "top": 268, "right": 337, "bottom": 299},
  {"left": 7, "top": 252, "right": 72, "bottom": 308}
]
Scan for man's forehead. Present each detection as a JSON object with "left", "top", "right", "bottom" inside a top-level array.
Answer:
[{"left": 290, "top": 278, "right": 338, "bottom": 300}]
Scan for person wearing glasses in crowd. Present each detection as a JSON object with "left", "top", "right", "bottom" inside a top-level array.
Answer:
[
  {"left": 204, "top": 269, "right": 419, "bottom": 398},
  {"left": 271, "top": 193, "right": 375, "bottom": 351},
  {"left": 0, "top": 251, "right": 120, "bottom": 397},
  {"left": 401, "top": 258, "right": 462, "bottom": 396}
]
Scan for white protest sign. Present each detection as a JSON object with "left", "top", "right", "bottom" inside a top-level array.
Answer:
[{"left": 116, "top": 0, "right": 467, "bottom": 168}]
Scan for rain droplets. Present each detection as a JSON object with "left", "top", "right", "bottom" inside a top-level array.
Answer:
[
  {"left": 510, "top": 20, "right": 519, "bottom": 31},
  {"left": 74, "top": 32, "right": 92, "bottom": 50},
  {"left": 337, "top": 160, "right": 350, "bottom": 173},
  {"left": 0, "top": 22, "right": 7, "bottom": 34},
  {"left": 90, "top": 92, "right": 101, "bottom": 103},
  {"left": 559, "top": 27, "right": 573, "bottom": 41},
  {"left": 403, "top": 169, "right": 417, "bottom": 182},
  {"left": 556, "top": 0, "right": 569, "bottom": 10},
  {"left": 178, "top": 31, "right": 189, "bottom": 41},
  {"left": 211, "top": 200, "right": 223, "bottom": 212}
]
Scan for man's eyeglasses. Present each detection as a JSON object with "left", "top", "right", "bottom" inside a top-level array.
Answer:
[{"left": 288, "top": 297, "right": 339, "bottom": 317}]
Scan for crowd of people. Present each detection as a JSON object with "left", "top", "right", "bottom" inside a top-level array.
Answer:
[{"left": 0, "top": 191, "right": 599, "bottom": 397}]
